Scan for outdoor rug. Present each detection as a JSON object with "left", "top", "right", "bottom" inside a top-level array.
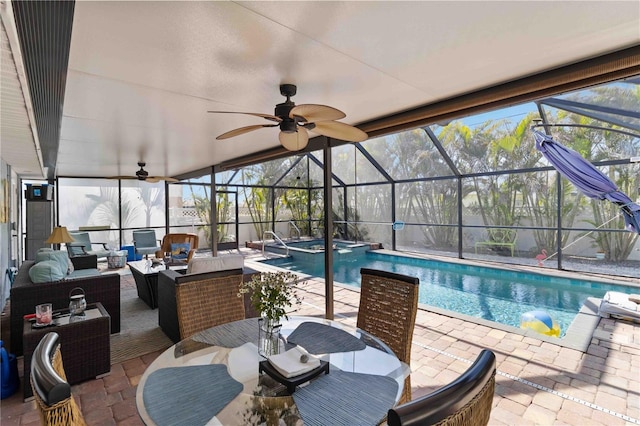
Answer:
[{"left": 110, "top": 286, "right": 173, "bottom": 364}]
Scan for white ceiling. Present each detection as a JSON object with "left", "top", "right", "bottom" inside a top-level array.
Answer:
[{"left": 3, "top": 1, "right": 640, "bottom": 180}]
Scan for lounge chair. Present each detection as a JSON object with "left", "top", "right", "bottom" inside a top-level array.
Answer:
[
  {"left": 67, "top": 231, "right": 111, "bottom": 259},
  {"left": 474, "top": 228, "right": 517, "bottom": 257},
  {"left": 598, "top": 292, "right": 640, "bottom": 323}
]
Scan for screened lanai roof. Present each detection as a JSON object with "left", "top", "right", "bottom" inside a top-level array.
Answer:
[
  {"left": 3, "top": 1, "right": 638, "bottom": 181},
  {"left": 215, "top": 78, "right": 639, "bottom": 186}
]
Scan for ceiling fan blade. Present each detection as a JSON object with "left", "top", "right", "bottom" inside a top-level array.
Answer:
[
  {"left": 290, "top": 104, "right": 345, "bottom": 123},
  {"left": 311, "top": 121, "right": 368, "bottom": 142},
  {"left": 279, "top": 128, "right": 309, "bottom": 151},
  {"left": 208, "top": 111, "right": 281, "bottom": 123},
  {"left": 107, "top": 176, "right": 137, "bottom": 180},
  {"left": 216, "top": 124, "right": 278, "bottom": 140},
  {"left": 147, "top": 176, "right": 179, "bottom": 183}
]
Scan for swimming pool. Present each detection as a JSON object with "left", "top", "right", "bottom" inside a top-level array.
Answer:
[{"left": 261, "top": 250, "right": 635, "bottom": 337}]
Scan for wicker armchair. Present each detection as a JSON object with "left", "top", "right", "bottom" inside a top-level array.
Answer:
[
  {"left": 155, "top": 233, "right": 199, "bottom": 262},
  {"left": 31, "top": 332, "right": 86, "bottom": 426},
  {"left": 158, "top": 268, "right": 246, "bottom": 342},
  {"left": 387, "top": 349, "right": 496, "bottom": 426},
  {"left": 357, "top": 268, "right": 419, "bottom": 406}
]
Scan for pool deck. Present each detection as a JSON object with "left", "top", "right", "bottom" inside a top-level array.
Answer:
[{"left": 245, "top": 248, "right": 640, "bottom": 425}]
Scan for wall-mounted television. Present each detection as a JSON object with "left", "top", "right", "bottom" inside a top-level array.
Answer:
[{"left": 25, "top": 184, "right": 53, "bottom": 201}]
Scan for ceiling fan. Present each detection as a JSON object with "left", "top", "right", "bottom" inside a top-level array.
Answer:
[
  {"left": 108, "top": 162, "right": 178, "bottom": 183},
  {"left": 209, "top": 84, "right": 368, "bottom": 151}
]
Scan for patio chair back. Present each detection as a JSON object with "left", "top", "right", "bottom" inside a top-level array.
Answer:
[
  {"left": 387, "top": 349, "right": 496, "bottom": 426},
  {"left": 132, "top": 230, "right": 161, "bottom": 258},
  {"left": 31, "top": 332, "right": 86, "bottom": 426},
  {"left": 68, "top": 232, "right": 91, "bottom": 252},
  {"left": 357, "top": 268, "right": 419, "bottom": 405},
  {"left": 175, "top": 269, "right": 245, "bottom": 340}
]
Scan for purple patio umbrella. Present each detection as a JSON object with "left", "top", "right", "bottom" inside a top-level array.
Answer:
[{"left": 534, "top": 130, "right": 640, "bottom": 234}]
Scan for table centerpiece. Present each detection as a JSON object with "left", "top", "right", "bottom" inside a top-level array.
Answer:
[{"left": 238, "top": 271, "right": 303, "bottom": 357}]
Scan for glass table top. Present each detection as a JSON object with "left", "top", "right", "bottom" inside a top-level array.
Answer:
[{"left": 136, "top": 316, "right": 409, "bottom": 425}]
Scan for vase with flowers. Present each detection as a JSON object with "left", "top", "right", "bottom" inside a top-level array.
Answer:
[{"left": 238, "top": 271, "right": 303, "bottom": 357}]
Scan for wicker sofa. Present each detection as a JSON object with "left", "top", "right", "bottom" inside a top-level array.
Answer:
[{"left": 10, "top": 257, "right": 121, "bottom": 356}]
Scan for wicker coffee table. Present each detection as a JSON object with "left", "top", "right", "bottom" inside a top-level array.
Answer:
[{"left": 22, "top": 302, "right": 111, "bottom": 400}]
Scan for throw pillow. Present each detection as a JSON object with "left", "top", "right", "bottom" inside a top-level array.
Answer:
[
  {"left": 67, "top": 256, "right": 75, "bottom": 274},
  {"left": 35, "top": 250, "right": 72, "bottom": 275},
  {"left": 29, "top": 260, "right": 65, "bottom": 283},
  {"left": 170, "top": 243, "right": 190, "bottom": 260}
]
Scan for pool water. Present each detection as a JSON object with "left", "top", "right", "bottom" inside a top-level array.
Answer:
[
  {"left": 261, "top": 250, "right": 635, "bottom": 337},
  {"left": 264, "top": 239, "right": 366, "bottom": 253}
]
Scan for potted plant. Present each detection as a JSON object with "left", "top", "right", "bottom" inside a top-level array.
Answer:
[{"left": 238, "top": 271, "right": 303, "bottom": 357}]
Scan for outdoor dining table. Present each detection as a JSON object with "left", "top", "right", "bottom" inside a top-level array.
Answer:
[{"left": 136, "top": 316, "right": 410, "bottom": 425}]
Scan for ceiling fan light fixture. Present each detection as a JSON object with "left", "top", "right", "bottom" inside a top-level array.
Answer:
[{"left": 279, "top": 128, "right": 309, "bottom": 151}]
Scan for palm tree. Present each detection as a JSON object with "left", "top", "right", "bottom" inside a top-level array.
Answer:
[
  {"left": 241, "top": 159, "right": 291, "bottom": 238},
  {"left": 137, "top": 186, "right": 164, "bottom": 228}
]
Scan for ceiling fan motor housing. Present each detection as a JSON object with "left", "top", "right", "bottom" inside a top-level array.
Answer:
[
  {"left": 136, "top": 163, "right": 149, "bottom": 180},
  {"left": 275, "top": 101, "right": 297, "bottom": 133}
]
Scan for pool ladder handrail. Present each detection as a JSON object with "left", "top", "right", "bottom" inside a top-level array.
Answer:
[
  {"left": 289, "top": 221, "right": 301, "bottom": 240},
  {"left": 262, "top": 231, "right": 289, "bottom": 257}
]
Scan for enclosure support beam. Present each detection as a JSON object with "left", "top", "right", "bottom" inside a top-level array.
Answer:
[
  {"left": 212, "top": 165, "right": 218, "bottom": 257},
  {"left": 457, "top": 178, "right": 463, "bottom": 258},
  {"left": 323, "top": 140, "right": 334, "bottom": 320},
  {"left": 391, "top": 184, "right": 397, "bottom": 250},
  {"left": 556, "top": 174, "right": 563, "bottom": 270}
]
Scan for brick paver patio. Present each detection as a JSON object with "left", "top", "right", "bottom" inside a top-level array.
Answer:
[
  {"left": 291, "top": 277, "right": 640, "bottom": 425},
  {"left": 2, "top": 256, "right": 638, "bottom": 425}
]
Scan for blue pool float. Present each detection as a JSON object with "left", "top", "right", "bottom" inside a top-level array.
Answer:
[{"left": 520, "top": 310, "right": 560, "bottom": 337}]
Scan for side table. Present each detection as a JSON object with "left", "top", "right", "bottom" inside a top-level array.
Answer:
[{"left": 22, "top": 302, "right": 111, "bottom": 400}]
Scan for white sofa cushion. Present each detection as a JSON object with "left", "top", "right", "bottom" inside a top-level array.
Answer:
[
  {"left": 35, "top": 249, "right": 73, "bottom": 275},
  {"left": 187, "top": 255, "right": 244, "bottom": 274},
  {"left": 29, "top": 260, "right": 65, "bottom": 283}
]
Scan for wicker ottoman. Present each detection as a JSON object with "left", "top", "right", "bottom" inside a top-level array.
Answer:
[
  {"left": 22, "top": 303, "right": 110, "bottom": 400},
  {"left": 107, "top": 250, "right": 128, "bottom": 269}
]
